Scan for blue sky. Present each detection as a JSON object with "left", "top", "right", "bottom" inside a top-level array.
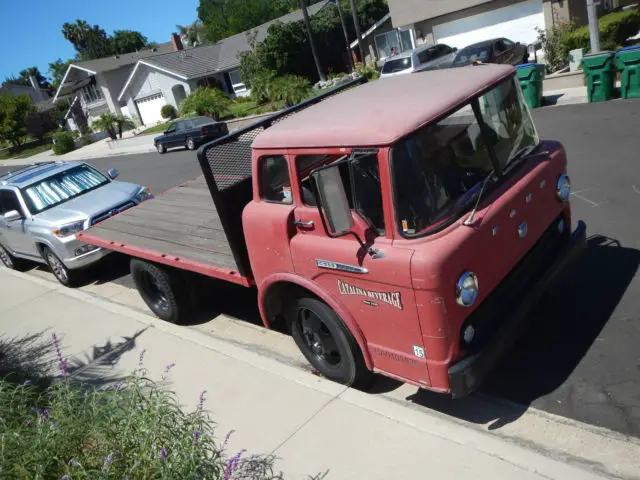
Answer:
[{"left": 0, "top": 0, "right": 200, "bottom": 81}]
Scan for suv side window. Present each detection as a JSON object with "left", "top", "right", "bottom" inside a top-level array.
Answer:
[
  {"left": 0, "top": 190, "right": 23, "bottom": 217},
  {"left": 260, "top": 155, "right": 292, "bottom": 204},
  {"left": 438, "top": 45, "right": 452, "bottom": 55}
]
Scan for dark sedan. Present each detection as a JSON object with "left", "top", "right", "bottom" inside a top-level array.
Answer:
[
  {"left": 154, "top": 116, "right": 229, "bottom": 154},
  {"left": 450, "top": 38, "right": 529, "bottom": 68}
]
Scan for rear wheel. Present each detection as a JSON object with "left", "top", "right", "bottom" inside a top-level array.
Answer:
[
  {"left": 156, "top": 143, "right": 166, "bottom": 154},
  {"left": 43, "top": 246, "right": 76, "bottom": 286},
  {"left": 130, "top": 259, "right": 189, "bottom": 323},
  {"left": 0, "top": 243, "right": 19, "bottom": 270},
  {"left": 286, "top": 296, "right": 372, "bottom": 388},
  {"left": 186, "top": 137, "right": 196, "bottom": 150}
]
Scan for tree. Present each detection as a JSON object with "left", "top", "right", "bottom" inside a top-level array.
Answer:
[
  {"left": 179, "top": 87, "right": 230, "bottom": 120},
  {"left": 268, "top": 75, "right": 312, "bottom": 107},
  {"left": 91, "top": 113, "right": 118, "bottom": 140},
  {"left": 2, "top": 67, "right": 50, "bottom": 90},
  {"left": 176, "top": 21, "right": 205, "bottom": 47},
  {"left": 48, "top": 59, "right": 73, "bottom": 91},
  {"left": 0, "top": 92, "right": 36, "bottom": 147},
  {"left": 62, "top": 20, "right": 112, "bottom": 60},
  {"left": 110, "top": 30, "right": 150, "bottom": 55}
]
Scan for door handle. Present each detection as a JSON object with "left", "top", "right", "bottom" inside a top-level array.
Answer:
[{"left": 294, "top": 219, "right": 314, "bottom": 228}]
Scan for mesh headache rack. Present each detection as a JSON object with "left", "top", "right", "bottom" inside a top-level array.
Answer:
[{"left": 196, "top": 77, "right": 366, "bottom": 278}]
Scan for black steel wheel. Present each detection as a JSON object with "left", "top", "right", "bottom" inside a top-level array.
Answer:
[
  {"left": 130, "top": 258, "right": 189, "bottom": 323},
  {"left": 286, "top": 296, "right": 372, "bottom": 388},
  {"left": 43, "top": 246, "right": 75, "bottom": 286}
]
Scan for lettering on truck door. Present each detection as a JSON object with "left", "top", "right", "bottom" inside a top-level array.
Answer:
[{"left": 288, "top": 151, "right": 430, "bottom": 386}]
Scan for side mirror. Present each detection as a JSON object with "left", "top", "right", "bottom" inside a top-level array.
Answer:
[
  {"left": 4, "top": 210, "right": 21, "bottom": 222},
  {"left": 107, "top": 168, "right": 119, "bottom": 180},
  {"left": 311, "top": 165, "right": 354, "bottom": 236}
]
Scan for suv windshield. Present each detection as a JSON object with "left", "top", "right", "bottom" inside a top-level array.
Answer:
[
  {"left": 22, "top": 164, "right": 109, "bottom": 214},
  {"left": 382, "top": 56, "right": 412, "bottom": 74},
  {"left": 391, "top": 77, "right": 538, "bottom": 237}
]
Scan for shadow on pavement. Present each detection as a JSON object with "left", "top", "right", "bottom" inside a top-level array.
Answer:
[{"left": 406, "top": 235, "right": 639, "bottom": 430}]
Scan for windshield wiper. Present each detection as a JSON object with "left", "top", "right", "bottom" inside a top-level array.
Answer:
[{"left": 463, "top": 172, "right": 496, "bottom": 226}]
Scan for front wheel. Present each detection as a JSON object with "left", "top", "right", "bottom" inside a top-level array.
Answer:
[
  {"left": 43, "top": 246, "right": 76, "bottom": 286},
  {"left": 186, "top": 137, "right": 196, "bottom": 150},
  {"left": 130, "top": 258, "right": 189, "bottom": 323},
  {"left": 286, "top": 296, "right": 372, "bottom": 389},
  {"left": 156, "top": 143, "right": 166, "bottom": 154},
  {"left": 0, "top": 243, "right": 21, "bottom": 270}
]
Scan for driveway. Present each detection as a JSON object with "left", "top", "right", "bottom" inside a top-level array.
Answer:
[{"left": 2, "top": 100, "right": 640, "bottom": 439}]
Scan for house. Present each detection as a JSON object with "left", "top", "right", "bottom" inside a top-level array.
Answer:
[
  {"left": 385, "top": 0, "right": 637, "bottom": 51},
  {"left": 0, "top": 78, "right": 51, "bottom": 103},
  {"left": 52, "top": 39, "right": 180, "bottom": 129},
  {"left": 118, "top": 0, "right": 331, "bottom": 126},
  {"left": 348, "top": 12, "right": 414, "bottom": 66}
]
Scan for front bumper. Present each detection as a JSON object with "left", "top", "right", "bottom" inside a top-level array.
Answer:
[{"left": 447, "top": 219, "right": 587, "bottom": 398}]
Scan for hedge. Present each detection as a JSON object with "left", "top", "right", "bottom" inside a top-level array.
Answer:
[
  {"left": 52, "top": 131, "right": 75, "bottom": 155},
  {"left": 564, "top": 9, "right": 640, "bottom": 53}
]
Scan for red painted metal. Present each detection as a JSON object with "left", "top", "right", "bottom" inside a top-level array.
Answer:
[{"left": 77, "top": 231, "right": 253, "bottom": 287}]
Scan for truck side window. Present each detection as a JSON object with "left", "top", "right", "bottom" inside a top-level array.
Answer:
[
  {"left": 0, "top": 190, "right": 23, "bottom": 217},
  {"left": 260, "top": 155, "right": 292, "bottom": 204}
]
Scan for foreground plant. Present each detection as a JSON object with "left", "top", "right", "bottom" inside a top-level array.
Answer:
[{"left": 0, "top": 335, "right": 282, "bottom": 479}]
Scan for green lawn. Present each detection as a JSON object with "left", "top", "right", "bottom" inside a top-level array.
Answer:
[
  {"left": 0, "top": 142, "right": 53, "bottom": 160},
  {"left": 138, "top": 122, "right": 172, "bottom": 136}
]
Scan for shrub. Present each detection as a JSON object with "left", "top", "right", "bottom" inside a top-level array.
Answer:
[
  {"left": 0, "top": 334, "right": 284, "bottom": 479},
  {"left": 78, "top": 132, "right": 94, "bottom": 147},
  {"left": 179, "top": 87, "right": 230, "bottom": 120},
  {"left": 114, "top": 114, "right": 135, "bottom": 139},
  {"left": 354, "top": 61, "right": 380, "bottom": 81},
  {"left": 268, "top": 75, "right": 312, "bottom": 107},
  {"left": 91, "top": 113, "right": 118, "bottom": 140},
  {"left": 52, "top": 131, "right": 75, "bottom": 155},
  {"left": 250, "top": 70, "right": 277, "bottom": 104},
  {"left": 160, "top": 104, "right": 177, "bottom": 120}
]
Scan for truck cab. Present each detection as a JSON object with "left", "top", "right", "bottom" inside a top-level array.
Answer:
[{"left": 243, "top": 64, "right": 585, "bottom": 396}]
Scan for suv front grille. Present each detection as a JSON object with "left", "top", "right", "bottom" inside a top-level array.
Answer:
[{"left": 90, "top": 201, "right": 135, "bottom": 226}]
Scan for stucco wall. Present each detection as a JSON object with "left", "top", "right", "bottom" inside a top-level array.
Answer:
[
  {"left": 126, "top": 64, "right": 192, "bottom": 109},
  {"left": 388, "top": 0, "right": 493, "bottom": 28}
]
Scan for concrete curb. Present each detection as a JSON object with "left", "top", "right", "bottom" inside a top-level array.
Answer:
[{"left": 4, "top": 267, "right": 639, "bottom": 479}]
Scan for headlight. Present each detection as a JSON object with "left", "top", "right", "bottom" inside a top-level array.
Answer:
[
  {"left": 456, "top": 271, "right": 479, "bottom": 307},
  {"left": 135, "top": 187, "right": 153, "bottom": 203},
  {"left": 53, "top": 220, "right": 85, "bottom": 238},
  {"left": 556, "top": 174, "right": 571, "bottom": 202}
]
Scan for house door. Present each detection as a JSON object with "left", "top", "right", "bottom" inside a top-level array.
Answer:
[{"left": 287, "top": 153, "right": 430, "bottom": 386}]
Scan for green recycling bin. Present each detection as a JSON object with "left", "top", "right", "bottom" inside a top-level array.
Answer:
[
  {"left": 582, "top": 51, "right": 616, "bottom": 103},
  {"left": 616, "top": 46, "right": 640, "bottom": 99},
  {"left": 515, "top": 63, "right": 546, "bottom": 108}
]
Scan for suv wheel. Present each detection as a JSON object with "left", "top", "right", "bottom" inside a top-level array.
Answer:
[
  {"left": 0, "top": 243, "right": 17, "bottom": 269},
  {"left": 186, "top": 137, "right": 196, "bottom": 150},
  {"left": 157, "top": 143, "right": 166, "bottom": 154},
  {"left": 43, "top": 246, "right": 75, "bottom": 286}
]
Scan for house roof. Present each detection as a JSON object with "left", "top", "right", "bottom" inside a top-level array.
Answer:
[
  {"left": 71, "top": 41, "right": 176, "bottom": 74},
  {"left": 251, "top": 64, "right": 515, "bottom": 149},
  {"left": 118, "top": 0, "right": 331, "bottom": 100}
]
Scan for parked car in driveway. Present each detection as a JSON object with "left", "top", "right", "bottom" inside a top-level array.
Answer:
[
  {"left": 0, "top": 161, "right": 152, "bottom": 286},
  {"left": 154, "top": 116, "right": 229, "bottom": 154},
  {"left": 450, "top": 38, "right": 528, "bottom": 68},
  {"left": 380, "top": 44, "right": 457, "bottom": 78}
]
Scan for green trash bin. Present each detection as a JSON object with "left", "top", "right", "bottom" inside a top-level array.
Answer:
[
  {"left": 616, "top": 46, "right": 640, "bottom": 99},
  {"left": 582, "top": 51, "right": 616, "bottom": 103},
  {"left": 515, "top": 63, "right": 546, "bottom": 108}
]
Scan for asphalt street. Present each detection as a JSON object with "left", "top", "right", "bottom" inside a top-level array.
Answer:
[{"left": 1, "top": 99, "right": 639, "bottom": 438}]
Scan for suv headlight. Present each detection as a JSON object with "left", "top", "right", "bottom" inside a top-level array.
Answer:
[
  {"left": 456, "top": 271, "right": 479, "bottom": 307},
  {"left": 53, "top": 220, "right": 86, "bottom": 238},
  {"left": 556, "top": 174, "right": 571, "bottom": 202},
  {"left": 135, "top": 187, "right": 153, "bottom": 203}
]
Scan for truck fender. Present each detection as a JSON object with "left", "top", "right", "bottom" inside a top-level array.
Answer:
[{"left": 258, "top": 272, "right": 374, "bottom": 370}]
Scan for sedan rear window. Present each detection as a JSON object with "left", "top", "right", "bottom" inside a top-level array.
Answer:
[
  {"left": 453, "top": 46, "right": 490, "bottom": 65},
  {"left": 382, "top": 57, "right": 412, "bottom": 74},
  {"left": 191, "top": 117, "right": 214, "bottom": 127}
]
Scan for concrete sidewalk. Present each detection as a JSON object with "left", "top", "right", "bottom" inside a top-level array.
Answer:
[{"left": 0, "top": 268, "right": 620, "bottom": 479}]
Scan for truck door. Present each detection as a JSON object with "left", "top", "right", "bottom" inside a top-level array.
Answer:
[
  {"left": 0, "top": 189, "right": 35, "bottom": 257},
  {"left": 288, "top": 152, "right": 430, "bottom": 386}
]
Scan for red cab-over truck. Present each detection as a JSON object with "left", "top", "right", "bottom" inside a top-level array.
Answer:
[{"left": 78, "top": 64, "right": 586, "bottom": 397}]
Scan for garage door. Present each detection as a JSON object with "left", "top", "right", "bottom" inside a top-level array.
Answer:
[
  {"left": 433, "top": 0, "right": 544, "bottom": 49},
  {"left": 135, "top": 93, "right": 165, "bottom": 126}
]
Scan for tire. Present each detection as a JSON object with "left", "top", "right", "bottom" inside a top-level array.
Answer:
[
  {"left": 42, "top": 246, "right": 76, "bottom": 286},
  {"left": 186, "top": 137, "right": 196, "bottom": 150},
  {"left": 130, "top": 258, "right": 189, "bottom": 323},
  {"left": 286, "top": 296, "right": 372, "bottom": 389},
  {"left": 156, "top": 143, "right": 166, "bottom": 154},
  {"left": 0, "top": 243, "right": 20, "bottom": 270}
]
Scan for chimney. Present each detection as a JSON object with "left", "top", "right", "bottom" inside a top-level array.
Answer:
[{"left": 171, "top": 33, "right": 184, "bottom": 51}]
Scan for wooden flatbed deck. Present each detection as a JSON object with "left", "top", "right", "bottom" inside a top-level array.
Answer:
[{"left": 77, "top": 176, "right": 252, "bottom": 287}]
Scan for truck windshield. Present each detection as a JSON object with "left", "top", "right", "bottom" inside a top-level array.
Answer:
[
  {"left": 391, "top": 77, "right": 537, "bottom": 237},
  {"left": 22, "top": 164, "right": 109, "bottom": 214}
]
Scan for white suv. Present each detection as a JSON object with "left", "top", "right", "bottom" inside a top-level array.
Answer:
[{"left": 380, "top": 44, "right": 457, "bottom": 79}]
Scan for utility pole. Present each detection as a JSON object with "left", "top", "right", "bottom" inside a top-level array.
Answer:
[
  {"left": 586, "top": 0, "right": 601, "bottom": 53},
  {"left": 334, "top": 1, "right": 355, "bottom": 71},
  {"left": 300, "top": 0, "right": 327, "bottom": 81},
  {"left": 349, "top": 0, "right": 365, "bottom": 64}
]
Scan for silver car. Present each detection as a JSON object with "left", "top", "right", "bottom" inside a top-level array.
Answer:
[
  {"left": 380, "top": 44, "right": 457, "bottom": 79},
  {"left": 0, "top": 161, "right": 152, "bottom": 285}
]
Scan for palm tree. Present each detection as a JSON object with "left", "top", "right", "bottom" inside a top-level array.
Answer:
[{"left": 175, "top": 20, "right": 204, "bottom": 47}]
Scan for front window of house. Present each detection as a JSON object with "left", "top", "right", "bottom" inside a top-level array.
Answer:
[
  {"left": 374, "top": 30, "right": 412, "bottom": 60},
  {"left": 81, "top": 83, "right": 103, "bottom": 104},
  {"left": 228, "top": 70, "right": 247, "bottom": 94}
]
